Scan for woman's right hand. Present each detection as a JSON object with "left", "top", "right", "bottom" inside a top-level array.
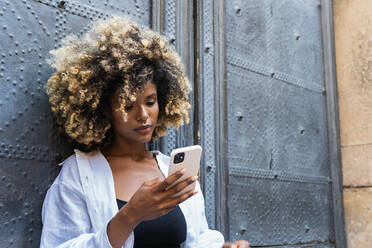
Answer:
[
  {"left": 107, "top": 169, "right": 197, "bottom": 247},
  {"left": 122, "top": 168, "right": 197, "bottom": 224}
]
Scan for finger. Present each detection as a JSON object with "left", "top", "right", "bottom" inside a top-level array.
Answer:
[
  {"left": 159, "top": 205, "right": 177, "bottom": 215},
  {"left": 234, "top": 241, "right": 249, "bottom": 248},
  {"left": 222, "top": 242, "right": 232, "bottom": 248},
  {"left": 154, "top": 168, "right": 186, "bottom": 192},
  {"left": 143, "top": 177, "right": 161, "bottom": 187},
  {"left": 236, "top": 240, "right": 250, "bottom": 248},
  {"left": 163, "top": 189, "right": 198, "bottom": 209},
  {"left": 164, "top": 175, "right": 198, "bottom": 197}
]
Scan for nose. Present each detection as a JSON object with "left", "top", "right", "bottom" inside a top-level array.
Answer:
[{"left": 136, "top": 104, "right": 149, "bottom": 122}]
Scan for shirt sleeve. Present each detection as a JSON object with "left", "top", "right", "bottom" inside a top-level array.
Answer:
[
  {"left": 183, "top": 181, "right": 225, "bottom": 248},
  {"left": 40, "top": 180, "right": 115, "bottom": 248}
]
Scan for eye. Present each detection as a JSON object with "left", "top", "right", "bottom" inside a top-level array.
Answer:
[
  {"left": 124, "top": 105, "right": 133, "bottom": 111},
  {"left": 147, "top": 101, "right": 156, "bottom": 106}
]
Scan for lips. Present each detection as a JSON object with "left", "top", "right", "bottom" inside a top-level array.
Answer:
[{"left": 134, "top": 125, "right": 153, "bottom": 133}]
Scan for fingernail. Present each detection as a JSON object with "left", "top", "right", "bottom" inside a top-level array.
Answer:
[
  {"left": 188, "top": 176, "right": 197, "bottom": 182},
  {"left": 179, "top": 168, "right": 186, "bottom": 174}
]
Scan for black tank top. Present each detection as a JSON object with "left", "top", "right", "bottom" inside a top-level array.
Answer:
[{"left": 117, "top": 199, "right": 187, "bottom": 248}]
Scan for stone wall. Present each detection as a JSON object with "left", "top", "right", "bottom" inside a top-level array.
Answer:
[{"left": 333, "top": 0, "right": 372, "bottom": 247}]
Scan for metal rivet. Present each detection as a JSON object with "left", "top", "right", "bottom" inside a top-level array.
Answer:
[
  {"left": 234, "top": 5, "right": 242, "bottom": 16},
  {"left": 205, "top": 45, "right": 211, "bottom": 53},
  {"left": 236, "top": 112, "right": 243, "bottom": 121}
]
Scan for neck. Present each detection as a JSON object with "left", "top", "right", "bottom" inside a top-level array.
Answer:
[{"left": 103, "top": 136, "right": 150, "bottom": 160}]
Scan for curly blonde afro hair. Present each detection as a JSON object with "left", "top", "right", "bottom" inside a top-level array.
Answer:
[{"left": 46, "top": 16, "right": 191, "bottom": 151}]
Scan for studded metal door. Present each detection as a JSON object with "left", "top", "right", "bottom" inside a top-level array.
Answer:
[
  {"left": 197, "top": 0, "right": 345, "bottom": 247},
  {"left": 0, "top": 1, "right": 153, "bottom": 247},
  {"left": 225, "top": 0, "right": 332, "bottom": 245},
  {"left": 0, "top": 0, "right": 197, "bottom": 246}
]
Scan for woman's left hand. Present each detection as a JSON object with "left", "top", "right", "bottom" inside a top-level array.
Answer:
[{"left": 222, "top": 240, "right": 250, "bottom": 248}]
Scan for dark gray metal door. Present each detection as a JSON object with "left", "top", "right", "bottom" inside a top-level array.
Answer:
[
  {"left": 0, "top": 1, "right": 196, "bottom": 246},
  {"left": 197, "top": 0, "right": 345, "bottom": 247},
  {"left": 225, "top": 0, "right": 332, "bottom": 245},
  {"left": 0, "top": 1, "right": 152, "bottom": 247}
]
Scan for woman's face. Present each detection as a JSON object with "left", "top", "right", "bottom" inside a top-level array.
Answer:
[{"left": 110, "top": 81, "right": 159, "bottom": 144}]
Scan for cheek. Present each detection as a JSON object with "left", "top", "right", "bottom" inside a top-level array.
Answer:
[{"left": 153, "top": 104, "right": 160, "bottom": 121}]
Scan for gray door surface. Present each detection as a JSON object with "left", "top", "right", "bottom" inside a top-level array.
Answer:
[
  {"left": 197, "top": 0, "right": 344, "bottom": 247},
  {"left": 226, "top": 0, "right": 332, "bottom": 245},
  {"left": 0, "top": 1, "right": 152, "bottom": 246}
]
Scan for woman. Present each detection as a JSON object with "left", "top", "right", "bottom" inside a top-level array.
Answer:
[{"left": 41, "top": 16, "right": 249, "bottom": 248}]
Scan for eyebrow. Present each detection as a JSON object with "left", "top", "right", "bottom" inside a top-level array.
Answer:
[{"left": 146, "top": 93, "right": 157, "bottom": 99}]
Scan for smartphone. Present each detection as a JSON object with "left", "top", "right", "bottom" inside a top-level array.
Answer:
[{"left": 167, "top": 145, "right": 202, "bottom": 197}]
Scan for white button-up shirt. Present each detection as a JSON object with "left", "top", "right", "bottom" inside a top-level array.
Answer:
[{"left": 40, "top": 149, "right": 224, "bottom": 247}]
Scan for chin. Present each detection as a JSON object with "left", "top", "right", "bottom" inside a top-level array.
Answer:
[{"left": 135, "top": 133, "right": 153, "bottom": 143}]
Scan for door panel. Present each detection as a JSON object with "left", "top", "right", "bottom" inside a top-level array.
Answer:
[
  {"left": 0, "top": 1, "right": 150, "bottom": 246},
  {"left": 223, "top": 0, "right": 335, "bottom": 246}
]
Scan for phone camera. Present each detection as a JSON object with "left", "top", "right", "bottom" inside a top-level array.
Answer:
[{"left": 174, "top": 152, "right": 185, "bottom": 164}]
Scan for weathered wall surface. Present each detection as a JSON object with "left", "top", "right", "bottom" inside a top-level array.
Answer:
[{"left": 334, "top": 0, "right": 372, "bottom": 247}]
